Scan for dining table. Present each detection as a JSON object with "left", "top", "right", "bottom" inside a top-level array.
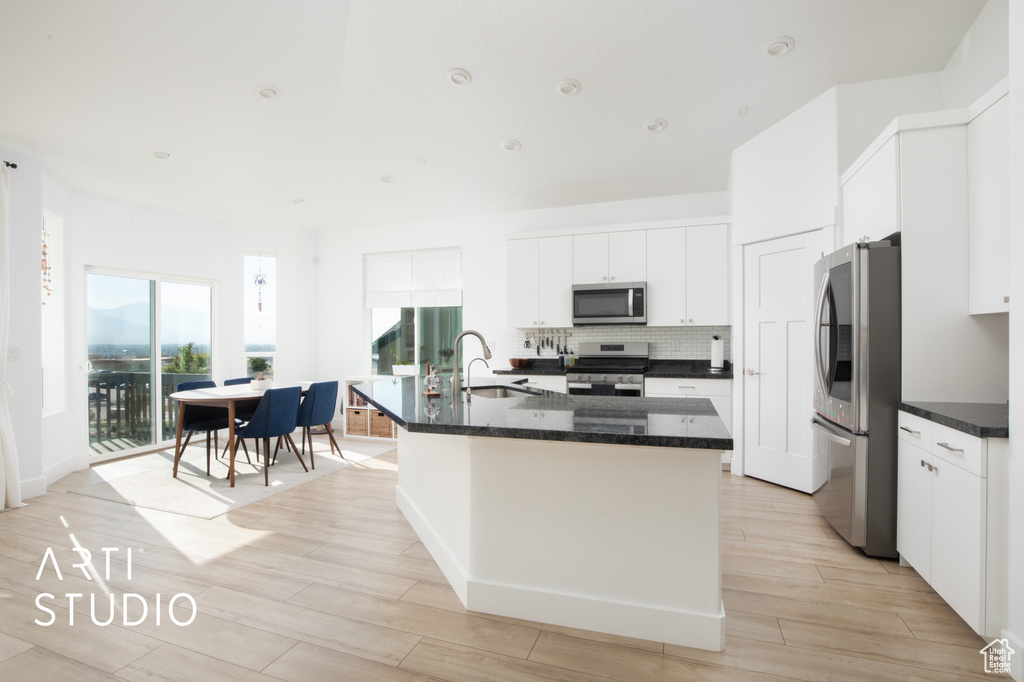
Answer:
[{"left": 169, "top": 382, "right": 309, "bottom": 487}]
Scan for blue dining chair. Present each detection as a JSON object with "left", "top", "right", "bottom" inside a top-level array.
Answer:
[
  {"left": 231, "top": 385, "right": 306, "bottom": 486},
  {"left": 176, "top": 380, "right": 250, "bottom": 475},
  {"left": 221, "top": 376, "right": 258, "bottom": 457},
  {"left": 294, "top": 381, "right": 342, "bottom": 470}
]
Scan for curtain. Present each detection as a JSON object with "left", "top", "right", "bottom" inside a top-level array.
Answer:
[{"left": 0, "top": 166, "right": 23, "bottom": 510}]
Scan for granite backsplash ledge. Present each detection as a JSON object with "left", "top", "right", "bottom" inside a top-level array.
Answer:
[{"left": 513, "top": 325, "right": 731, "bottom": 361}]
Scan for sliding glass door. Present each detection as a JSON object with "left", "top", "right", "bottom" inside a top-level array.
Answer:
[{"left": 87, "top": 272, "right": 213, "bottom": 457}]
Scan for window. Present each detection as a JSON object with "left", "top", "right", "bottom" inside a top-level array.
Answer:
[
  {"left": 365, "top": 249, "right": 463, "bottom": 375},
  {"left": 244, "top": 254, "right": 276, "bottom": 378},
  {"left": 370, "top": 306, "right": 462, "bottom": 375}
]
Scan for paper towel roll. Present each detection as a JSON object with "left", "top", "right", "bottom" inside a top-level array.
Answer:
[{"left": 711, "top": 337, "right": 724, "bottom": 369}]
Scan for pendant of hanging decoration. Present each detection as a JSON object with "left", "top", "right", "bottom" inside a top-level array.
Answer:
[
  {"left": 253, "top": 258, "right": 267, "bottom": 312},
  {"left": 42, "top": 228, "right": 53, "bottom": 305}
]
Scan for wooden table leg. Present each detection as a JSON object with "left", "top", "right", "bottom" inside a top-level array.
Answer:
[
  {"left": 228, "top": 401, "right": 237, "bottom": 487},
  {"left": 172, "top": 402, "right": 186, "bottom": 478}
]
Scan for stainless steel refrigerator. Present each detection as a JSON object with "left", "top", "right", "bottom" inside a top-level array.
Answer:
[{"left": 811, "top": 234, "right": 901, "bottom": 558}]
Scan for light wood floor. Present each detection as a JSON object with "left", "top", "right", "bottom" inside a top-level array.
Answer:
[{"left": 0, "top": 442, "right": 1005, "bottom": 681}]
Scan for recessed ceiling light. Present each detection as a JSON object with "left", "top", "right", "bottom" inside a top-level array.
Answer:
[
  {"left": 255, "top": 85, "right": 279, "bottom": 99},
  {"left": 645, "top": 118, "right": 668, "bottom": 132},
  {"left": 764, "top": 36, "right": 794, "bottom": 57},
  {"left": 557, "top": 78, "right": 582, "bottom": 96},
  {"left": 150, "top": 150, "right": 170, "bottom": 159},
  {"left": 736, "top": 106, "right": 749, "bottom": 118},
  {"left": 446, "top": 68, "right": 472, "bottom": 86},
  {"left": 379, "top": 175, "right": 395, "bottom": 183},
  {"left": 503, "top": 139, "right": 522, "bottom": 152}
]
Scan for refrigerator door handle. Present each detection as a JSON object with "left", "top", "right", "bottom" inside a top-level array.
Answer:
[
  {"left": 811, "top": 418, "right": 852, "bottom": 447},
  {"left": 814, "top": 270, "right": 831, "bottom": 396}
]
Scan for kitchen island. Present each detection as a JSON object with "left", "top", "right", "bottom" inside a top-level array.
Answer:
[{"left": 351, "top": 376, "right": 733, "bottom": 651}]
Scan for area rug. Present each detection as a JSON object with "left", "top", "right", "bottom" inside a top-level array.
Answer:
[{"left": 69, "top": 438, "right": 397, "bottom": 519}]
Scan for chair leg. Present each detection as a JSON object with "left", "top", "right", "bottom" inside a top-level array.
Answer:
[
  {"left": 325, "top": 423, "right": 343, "bottom": 460},
  {"left": 181, "top": 431, "right": 194, "bottom": 450},
  {"left": 272, "top": 436, "right": 283, "bottom": 465},
  {"left": 305, "top": 428, "right": 315, "bottom": 470},
  {"left": 286, "top": 434, "right": 308, "bottom": 472},
  {"left": 263, "top": 438, "right": 271, "bottom": 486},
  {"left": 226, "top": 438, "right": 252, "bottom": 464},
  {"left": 206, "top": 432, "right": 212, "bottom": 476},
  {"left": 214, "top": 430, "right": 219, "bottom": 458}
]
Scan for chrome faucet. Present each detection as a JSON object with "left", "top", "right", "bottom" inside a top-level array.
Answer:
[
  {"left": 466, "top": 357, "right": 490, "bottom": 397},
  {"left": 451, "top": 330, "right": 492, "bottom": 396}
]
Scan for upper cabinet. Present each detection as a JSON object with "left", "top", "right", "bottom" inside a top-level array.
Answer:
[
  {"left": 647, "top": 224, "right": 729, "bottom": 326},
  {"left": 572, "top": 231, "right": 646, "bottom": 284},
  {"left": 967, "top": 93, "right": 1009, "bottom": 315},
  {"left": 506, "top": 236, "right": 573, "bottom": 328},
  {"left": 842, "top": 136, "right": 899, "bottom": 244}
]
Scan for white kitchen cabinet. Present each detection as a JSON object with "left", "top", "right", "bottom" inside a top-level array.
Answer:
[
  {"left": 841, "top": 136, "right": 899, "bottom": 243},
  {"left": 895, "top": 410, "right": 1006, "bottom": 638},
  {"left": 842, "top": 111, "right": 1007, "bottom": 403},
  {"left": 572, "top": 231, "right": 646, "bottom": 284},
  {"left": 506, "top": 236, "right": 573, "bottom": 328},
  {"left": 967, "top": 93, "right": 1009, "bottom": 315},
  {"left": 645, "top": 377, "right": 731, "bottom": 435},
  {"left": 647, "top": 225, "right": 729, "bottom": 326}
]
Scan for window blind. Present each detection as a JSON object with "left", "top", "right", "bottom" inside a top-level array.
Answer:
[{"left": 364, "top": 248, "right": 462, "bottom": 308}]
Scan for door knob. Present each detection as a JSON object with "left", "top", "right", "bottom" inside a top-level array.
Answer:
[{"left": 745, "top": 368, "right": 760, "bottom": 376}]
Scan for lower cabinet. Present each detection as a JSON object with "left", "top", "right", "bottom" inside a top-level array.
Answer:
[
  {"left": 645, "top": 377, "right": 732, "bottom": 466},
  {"left": 896, "top": 410, "right": 1006, "bottom": 638}
]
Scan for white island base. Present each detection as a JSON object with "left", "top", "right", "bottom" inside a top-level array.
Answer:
[{"left": 395, "top": 428, "right": 726, "bottom": 651}]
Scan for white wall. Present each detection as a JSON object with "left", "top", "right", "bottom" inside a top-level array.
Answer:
[
  {"left": 730, "top": 89, "right": 839, "bottom": 245},
  {"left": 944, "top": 0, "right": 1010, "bottom": 109},
  {"left": 1, "top": 147, "right": 45, "bottom": 498},
  {"left": 315, "top": 192, "right": 730, "bottom": 384},
  {"left": 1005, "top": 1, "right": 1023, "bottom": 676}
]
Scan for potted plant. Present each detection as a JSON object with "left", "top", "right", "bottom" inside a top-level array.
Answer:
[
  {"left": 249, "top": 357, "right": 272, "bottom": 389},
  {"left": 391, "top": 346, "right": 416, "bottom": 376}
]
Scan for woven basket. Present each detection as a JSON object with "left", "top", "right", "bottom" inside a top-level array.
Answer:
[
  {"left": 346, "top": 408, "right": 368, "bottom": 436},
  {"left": 369, "top": 410, "right": 393, "bottom": 438}
]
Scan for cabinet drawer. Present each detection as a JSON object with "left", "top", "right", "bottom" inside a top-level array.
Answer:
[
  {"left": 898, "top": 411, "right": 933, "bottom": 448},
  {"left": 645, "top": 377, "right": 731, "bottom": 397},
  {"left": 931, "top": 422, "right": 986, "bottom": 477}
]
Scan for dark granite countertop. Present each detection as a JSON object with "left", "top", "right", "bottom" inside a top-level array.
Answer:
[
  {"left": 646, "top": 360, "right": 733, "bottom": 379},
  {"left": 897, "top": 401, "right": 1009, "bottom": 439},
  {"left": 492, "top": 358, "right": 733, "bottom": 379},
  {"left": 352, "top": 376, "right": 733, "bottom": 450}
]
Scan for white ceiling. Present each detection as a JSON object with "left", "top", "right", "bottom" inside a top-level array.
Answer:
[{"left": 0, "top": 0, "right": 986, "bottom": 229}]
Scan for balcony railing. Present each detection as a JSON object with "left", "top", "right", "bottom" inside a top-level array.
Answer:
[{"left": 88, "top": 371, "right": 213, "bottom": 455}]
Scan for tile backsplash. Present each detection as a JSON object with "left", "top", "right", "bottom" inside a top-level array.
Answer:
[{"left": 513, "top": 326, "right": 731, "bottom": 361}]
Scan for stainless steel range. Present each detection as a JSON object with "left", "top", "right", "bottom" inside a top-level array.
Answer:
[{"left": 566, "top": 342, "right": 648, "bottom": 397}]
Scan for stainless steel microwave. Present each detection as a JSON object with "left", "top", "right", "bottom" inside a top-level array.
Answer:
[{"left": 572, "top": 282, "right": 647, "bottom": 325}]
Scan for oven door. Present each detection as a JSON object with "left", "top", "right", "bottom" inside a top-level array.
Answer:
[{"left": 568, "top": 382, "right": 644, "bottom": 398}]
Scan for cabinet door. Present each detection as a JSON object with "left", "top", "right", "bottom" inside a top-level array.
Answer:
[
  {"left": 646, "top": 227, "right": 687, "bottom": 326},
  {"left": 930, "top": 458, "right": 986, "bottom": 631},
  {"left": 537, "top": 236, "right": 573, "bottom": 327},
  {"left": 842, "top": 136, "right": 899, "bottom": 243},
  {"left": 685, "top": 224, "right": 729, "bottom": 325},
  {"left": 608, "top": 231, "right": 646, "bottom": 282},
  {"left": 572, "top": 233, "right": 609, "bottom": 284},
  {"left": 968, "top": 94, "right": 1009, "bottom": 314},
  {"left": 507, "top": 239, "right": 540, "bottom": 327},
  {"left": 896, "top": 441, "right": 932, "bottom": 581}
]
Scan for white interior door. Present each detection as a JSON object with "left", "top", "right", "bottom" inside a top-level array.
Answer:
[{"left": 743, "top": 230, "right": 827, "bottom": 493}]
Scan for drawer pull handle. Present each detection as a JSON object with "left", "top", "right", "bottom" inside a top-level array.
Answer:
[
  {"left": 920, "top": 459, "right": 926, "bottom": 468},
  {"left": 899, "top": 426, "right": 921, "bottom": 435},
  {"left": 936, "top": 442, "right": 964, "bottom": 454},
  {"left": 678, "top": 386, "right": 696, "bottom": 390}
]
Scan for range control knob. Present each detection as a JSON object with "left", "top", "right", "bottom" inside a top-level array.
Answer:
[
  {"left": 600, "top": 374, "right": 607, "bottom": 383},
  {"left": 617, "top": 375, "right": 624, "bottom": 383},
  {"left": 582, "top": 374, "right": 591, "bottom": 383}
]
